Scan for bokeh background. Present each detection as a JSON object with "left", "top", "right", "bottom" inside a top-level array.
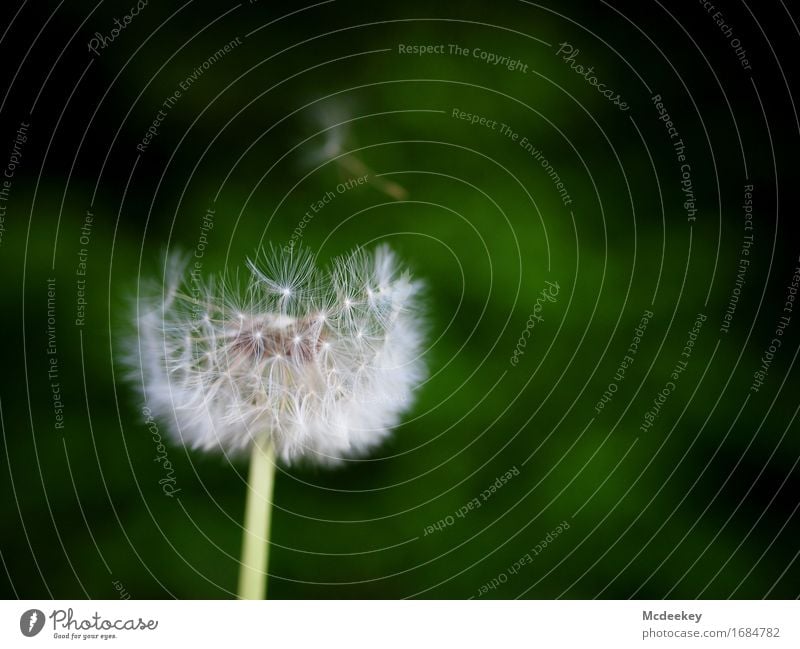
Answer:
[{"left": 1, "top": 0, "right": 799, "bottom": 599}]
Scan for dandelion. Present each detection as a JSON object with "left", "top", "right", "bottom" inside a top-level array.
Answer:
[{"left": 129, "top": 244, "right": 426, "bottom": 598}]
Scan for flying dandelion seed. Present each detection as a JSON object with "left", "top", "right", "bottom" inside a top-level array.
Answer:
[{"left": 307, "top": 101, "right": 409, "bottom": 201}]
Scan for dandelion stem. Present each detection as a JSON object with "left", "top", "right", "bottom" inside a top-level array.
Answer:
[{"left": 237, "top": 439, "right": 275, "bottom": 600}]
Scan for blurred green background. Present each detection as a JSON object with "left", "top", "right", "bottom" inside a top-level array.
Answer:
[{"left": 1, "top": 0, "right": 799, "bottom": 599}]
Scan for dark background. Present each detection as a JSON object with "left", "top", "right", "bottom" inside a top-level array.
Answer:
[{"left": 1, "top": 0, "right": 799, "bottom": 598}]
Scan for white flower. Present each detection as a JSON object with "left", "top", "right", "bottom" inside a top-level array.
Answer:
[{"left": 131, "top": 245, "right": 426, "bottom": 465}]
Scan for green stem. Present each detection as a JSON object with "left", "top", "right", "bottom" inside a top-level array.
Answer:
[{"left": 238, "top": 440, "right": 276, "bottom": 599}]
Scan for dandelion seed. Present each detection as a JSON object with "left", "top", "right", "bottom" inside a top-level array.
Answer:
[{"left": 305, "top": 101, "right": 409, "bottom": 201}]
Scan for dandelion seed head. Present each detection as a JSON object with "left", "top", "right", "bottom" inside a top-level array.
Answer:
[{"left": 130, "top": 244, "right": 426, "bottom": 465}]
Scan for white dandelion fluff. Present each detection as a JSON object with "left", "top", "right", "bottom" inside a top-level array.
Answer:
[{"left": 133, "top": 244, "right": 426, "bottom": 466}]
